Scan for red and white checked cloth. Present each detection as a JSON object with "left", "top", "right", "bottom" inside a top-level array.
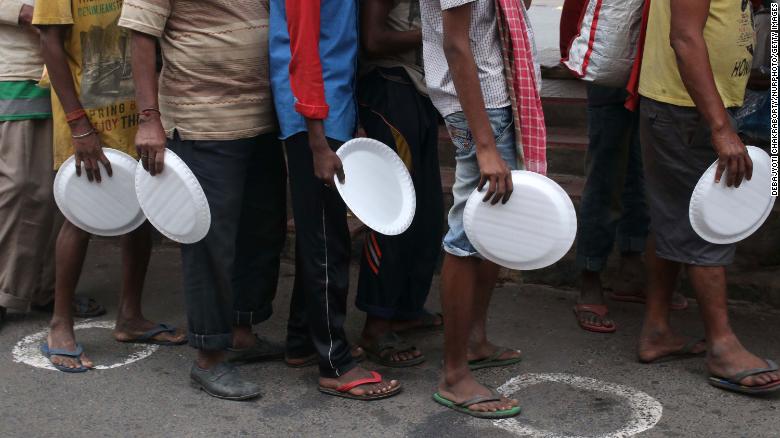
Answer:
[{"left": 495, "top": 0, "right": 547, "bottom": 175}]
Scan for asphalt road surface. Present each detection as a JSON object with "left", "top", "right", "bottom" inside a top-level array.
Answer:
[{"left": 1, "top": 241, "right": 779, "bottom": 437}]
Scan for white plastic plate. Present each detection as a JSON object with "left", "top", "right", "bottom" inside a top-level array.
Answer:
[
  {"left": 135, "top": 148, "right": 211, "bottom": 244},
  {"left": 463, "top": 170, "right": 577, "bottom": 270},
  {"left": 335, "top": 138, "right": 416, "bottom": 236},
  {"left": 54, "top": 148, "right": 146, "bottom": 236},
  {"left": 689, "top": 145, "right": 776, "bottom": 244}
]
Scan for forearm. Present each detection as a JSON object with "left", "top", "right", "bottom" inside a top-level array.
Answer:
[
  {"left": 670, "top": 25, "right": 730, "bottom": 132},
  {"left": 38, "top": 26, "right": 86, "bottom": 126},
  {"left": 131, "top": 31, "right": 159, "bottom": 110},
  {"left": 305, "top": 118, "right": 329, "bottom": 151},
  {"left": 445, "top": 42, "right": 495, "bottom": 151}
]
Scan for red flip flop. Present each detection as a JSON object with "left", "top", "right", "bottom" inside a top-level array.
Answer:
[
  {"left": 319, "top": 371, "right": 402, "bottom": 400},
  {"left": 573, "top": 304, "right": 616, "bottom": 333}
]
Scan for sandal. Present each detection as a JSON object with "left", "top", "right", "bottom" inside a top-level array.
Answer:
[
  {"left": 319, "top": 371, "right": 402, "bottom": 400},
  {"left": 573, "top": 304, "right": 616, "bottom": 333},
  {"left": 468, "top": 347, "right": 522, "bottom": 371},
  {"left": 116, "top": 323, "right": 187, "bottom": 346},
  {"left": 362, "top": 332, "right": 425, "bottom": 368},
  {"left": 432, "top": 389, "right": 521, "bottom": 419},
  {"left": 709, "top": 359, "right": 780, "bottom": 395},
  {"left": 40, "top": 342, "right": 90, "bottom": 373}
]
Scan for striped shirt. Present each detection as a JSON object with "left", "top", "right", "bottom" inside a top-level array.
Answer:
[
  {"left": 119, "top": 0, "right": 275, "bottom": 141},
  {"left": 420, "top": 0, "right": 509, "bottom": 117}
]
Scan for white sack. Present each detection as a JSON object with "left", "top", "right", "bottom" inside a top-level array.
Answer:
[{"left": 563, "top": 0, "right": 644, "bottom": 88}]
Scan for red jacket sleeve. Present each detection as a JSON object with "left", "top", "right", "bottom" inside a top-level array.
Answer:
[{"left": 286, "top": 0, "right": 329, "bottom": 120}]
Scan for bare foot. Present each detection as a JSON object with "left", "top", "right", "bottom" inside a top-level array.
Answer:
[
  {"left": 113, "top": 318, "right": 186, "bottom": 344},
  {"left": 638, "top": 326, "right": 705, "bottom": 363},
  {"left": 319, "top": 366, "right": 400, "bottom": 397},
  {"left": 47, "top": 319, "right": 93, "bottom": 370},
  {"left": 707, "top": 336, "right": 780, "bottom": 387},
  {"left": 439, "top": 374, "right": 518, "bottom": 413}
]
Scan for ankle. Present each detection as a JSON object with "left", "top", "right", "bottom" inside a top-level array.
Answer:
[
  {"left": 362, "top": 317, "right": 391, "bottom": 339},
  {"left": 196, "top": 350, "right": 226, "bottom": 369},
  {"left": 49, "top": 316, "right": 74, "bottom": 331},
  {"left": 442, "top": 364, "right": 472, "bottom": 387}
]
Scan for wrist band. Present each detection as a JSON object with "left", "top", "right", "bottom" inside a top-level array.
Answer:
[
  {"left": 71, "top": 128, "right": 96, "bottom": 139},
  {"left": 66, "top": 108, "right": 87, "bottom": 123},
  {"left": 139, "top": 108, "right": 162, "bottom": 117}
]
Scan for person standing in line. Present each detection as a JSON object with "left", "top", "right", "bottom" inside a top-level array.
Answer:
[
  {"left": 33, "top": 0, "right": 186, "bottom": 373},
  {"left": 636, "top": 0, "right": 780, "bottom": 394},
  {"left": 355, "top": 0, "right": 445, "bottom": 367},
  {"left": 420, "top": 0, "right": 537, "bottom": 418},
  {"left": 269, "top": 0, "right": 402, "bottom": 400},
  {"left": 121, "top": 0, "right": 288, "bottom": 400},
  {"left": 0, "top": 0, "right": 55, "bottom": 328}
]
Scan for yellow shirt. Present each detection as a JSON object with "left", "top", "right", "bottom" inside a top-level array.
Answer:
[
  {"left": 33, "top": 0, "right": 137, "bottom": 168},
  {"left": 639, "top": 0, "right": 754, "bottom": 108}
]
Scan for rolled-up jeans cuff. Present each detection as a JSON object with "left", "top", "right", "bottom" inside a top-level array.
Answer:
[
  {"left": 442, "top": 242, "right": 481, "bottom": 259},
  {"left": 617, "top": 236, "right": 646, "bottom": 254},
  {"left": 576, "top": 255, "right": 607, "bottom": 273},
  {"left": 233, "top": 305, "right": 272, "bottom": 327},
  {"left": 188, "top": 332, "right": 232, "bottom": 351}
]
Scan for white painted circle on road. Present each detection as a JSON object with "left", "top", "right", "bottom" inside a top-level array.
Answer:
[
  {"left": 491, "top": 373, "right": 663, "bottom": 438},
  {"left": 12, "top": 320, "right": 159, "bottom": 371}
]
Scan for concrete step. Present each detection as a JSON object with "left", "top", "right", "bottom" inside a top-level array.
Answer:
[{"left": 541, "top": 78, "right": 588, "bottom": 128}]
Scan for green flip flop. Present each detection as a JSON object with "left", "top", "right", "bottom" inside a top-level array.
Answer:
[
  {"left": 469, "top": 347, "right": 522, "bottom": 370},
  {"left": 433, "top": 390, "right": 521, "bottom": 419}
]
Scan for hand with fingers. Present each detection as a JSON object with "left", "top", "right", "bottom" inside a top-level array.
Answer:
[
  {"left": 476, "top": 146, "right": 513, "bottom": 205},
  {"left": 135, "top": 109, "right": 166, "bottom": 176},
  {"left": 310, "top": 132, "right": 345, "bottom": 187},
  {"left": 69, "top": 116, "right": 112, "bottom": 183},
  {"left": 712, "top": 125, "right": 753, "bottom": 188}
]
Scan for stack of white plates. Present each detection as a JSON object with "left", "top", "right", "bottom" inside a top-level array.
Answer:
[
  {"left": 463, "top": 171, "right": 577, "bottom": 270},
  {"left": 334, "top": 137, "right": 416, "bottom": 236},
  {"left": 54, "top": 148, "right": 145, "bottom": 236},
  {"left": 689, "top": 146, "right": 776, "bottom": 244}
]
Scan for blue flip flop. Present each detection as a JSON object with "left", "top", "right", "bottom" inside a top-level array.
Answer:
[
  {"left": 40, "top": 343, "right": 89, "bottom": 373},
  {"left": 118, "top": 323, "right": 186, "bottom": 346},
  {"left": 708, "top": 359, "right": 780, "bottom": 395}
]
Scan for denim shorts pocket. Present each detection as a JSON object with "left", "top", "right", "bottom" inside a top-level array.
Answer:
[{"left": 444, "top": 112, "right": 474, "bottom": 153}]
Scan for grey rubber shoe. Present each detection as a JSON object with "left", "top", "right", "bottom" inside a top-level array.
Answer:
[{"left": 190, "top": 362, "right": 261, "bottom": 401}]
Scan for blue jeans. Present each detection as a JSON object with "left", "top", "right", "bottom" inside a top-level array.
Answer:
[
  {"left": 442, "top": 107, "right": 518, "bottom": 257},
  {"left": 576, "top": 85, "right": 649, "bottom": 272}
]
